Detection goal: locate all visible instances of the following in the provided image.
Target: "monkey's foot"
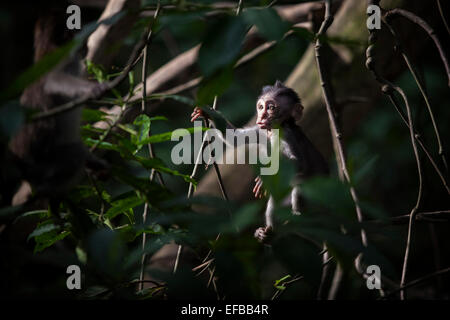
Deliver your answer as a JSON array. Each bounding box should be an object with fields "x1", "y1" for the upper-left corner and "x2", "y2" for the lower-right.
[
  {"x1": 254, "y1": 226, "x2": 273, "y2": 243},
  {"x1": 292, "y1": 210, "x2": 302, "y2": 216}
]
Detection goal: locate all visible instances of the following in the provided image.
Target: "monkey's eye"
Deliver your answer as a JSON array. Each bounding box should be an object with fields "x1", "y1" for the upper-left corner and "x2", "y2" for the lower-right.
[
  {"x1": 258, "y1": 105, "x2": 263, "y2": 110},
  {"x1": 268, "y1": 105, "x2": 275, "y2": 111}
]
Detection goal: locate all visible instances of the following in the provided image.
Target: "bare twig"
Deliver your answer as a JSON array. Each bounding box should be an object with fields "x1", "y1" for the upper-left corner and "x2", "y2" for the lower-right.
[
  {"x1": 158, "y1": 30, "x2": 296, "y2": 97},
  {"x1": 369, "y1": 210, "x2": 450, "y2": 225},
  {"x1": 381, "y1": 86, "x2": 450, "y2": 194},
  {"x1": 32, "y1": 3, "x2": 161, "y2": 121},
  {"x1": 135, "y1": 1, "x2": 162, "y2": 291},
  {"x1": 174, "y1": 97, "x2": 230, "y2": 301},
  {"x1": 124, "y1": 2, "x2": 323, "y2": 102},
  {"x1": 436, "y1": 0, "x2": 450, "y2": 35},
  {"x1": 236, "y1": 0, "x2": 243, "y2": 16},
  {"x1": 315, "y1": 0, "x2": 368, "y2": 248},
  {"x1": 192, "y1": 258, "x2": 215, "y2": 272},
  {"x1": 384, "y1": 8, "x2": 450, "y2": 87},
  {"x1": 315, "y1": 0, "x2": 394, "y2": 299},
  {"x1": 172, "y1": 244, "x2": 183, "y2": 274},
  {"x1": 383, "y1": 15, "x2": 448, "y2": 172},
  {"x1": 314, "y1": 0, "x2": 370, "y2": 299},
  {"x1": 366, "y1": 10, "x2": 424, "y2": 300},
  {"x1": 387, "y1": 90, "x2": 423, "y2": 300},
  {"x1": 382, "y1": 266, "x2": 450, "y2": 299}
]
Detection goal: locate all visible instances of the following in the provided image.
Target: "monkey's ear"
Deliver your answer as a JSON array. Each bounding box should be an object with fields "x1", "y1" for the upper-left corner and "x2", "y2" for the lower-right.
[
  {"x1": 291, "y1": 103, "x2": 304, "y2": 123},
  {"x1": 274, "y1": 80, "x2": 285, "y2": 88}
]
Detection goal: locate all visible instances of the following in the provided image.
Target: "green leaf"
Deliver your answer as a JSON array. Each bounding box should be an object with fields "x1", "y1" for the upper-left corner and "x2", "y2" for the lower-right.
[
  {"x1": 28, "y1": 221, "x2": 71, "y2": 253},
  {"x1": 27, "y1": 222, "x2": 60, "y2": 241},
  {"x1": 197, "y1": 68, "x2": 233, "y2": 105},
  {"x1": 128, "y1": 71, "x2": 135, "y2": 96},
  {"x1": 257, "y1": 155, "x2": 296, "y2": 204},
  {"x1": 105, "y1": 195, "x2": 145, "y2": 220},
  {"x1": 149, "y1": 116, "x2": 168, "y2": 122},
  {"x1": 229, "y1": 202, "x2": 261, "y2": 232},
  {"x1": 87, "y1": 229, "x2": 128, "y2": 281},
  {"x1": 34, "y1": 231, "x2": 71, "y2": 253},
  {"x1": 68, "y1": 185, "x2": 97, "y2": 202},
  {"x1": 111, "y1": 167, "x2": 173, "y2": 205},
  {"x1": 83, "y1": 137, "x2": 120, "y2": 152},
  {"x1": 117, "y1": 124, "x2": 137, "y2": 136},
  {"x1": 200, "y1": 108, "x2": 232, "y2": 133},
  {"x1": 133, "y1": 114, "x2": 151, "y2": 149},
  {"x1": 82, "y1": 108, "x2": 108, "y2": 123},
  {"x1": 86, "y1": 60, "x2": 106, "y2": 83},
  {"x1": 147, "y1": 94, "x2": 195, "y2": 106},
  {"x1": 274, "y1": 275, "x2": 291, "y2": 291},
  {"x1": 301, "y1": 176, "x2": 355, "y2": 219},
  {"x1": 76, "y1": 246, "x2": 87, "y2": 264},
  {"x1": 135, "y1": 156, "x2": 197, "y2": 184},
  {"x1": 354, "y1": 155, "x2": 379, "y2": 186},
  {"x1": 13, "y1": 210, "x2": 49, "y2": 224},
  {"x1": 243, "y1": 8, "x2": 290, "y2": 41},
  {"x1": 198, "y1": 15, "x2": 247, "y2": 77}
]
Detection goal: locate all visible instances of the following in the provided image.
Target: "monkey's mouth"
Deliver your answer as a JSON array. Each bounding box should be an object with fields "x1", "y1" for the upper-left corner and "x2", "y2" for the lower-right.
[{"x1": 257, "y1": 121, "x2": 270, "y2": 128}]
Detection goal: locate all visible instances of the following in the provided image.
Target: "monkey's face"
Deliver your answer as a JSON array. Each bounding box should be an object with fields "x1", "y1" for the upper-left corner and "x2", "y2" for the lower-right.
[{"x1": 256, "y1": 94, "x2": 293, "y2": 129}]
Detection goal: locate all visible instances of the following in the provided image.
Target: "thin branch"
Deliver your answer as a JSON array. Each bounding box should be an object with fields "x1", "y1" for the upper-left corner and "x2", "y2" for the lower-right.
[
  {"x1": 382, "y1": 266, "x2": 450, "y2": 299},
  {"x1": 174, "y1": 97, "x2": 230, "y2": 301},
  {"x1": 236, "y1": 0, "x2": 243, "y2": 16},
  {"x1": 436, "y1": 0, "x2": 450, "y2": 35},
  {"x1": 157, "y1": 30, "x2": 296, "y2": 97},
  {"x1": 135, "y1": 1, "x2": 162, "y2": 291},
  {"x1": 388, "y1": 88, "x2": 423, "y2": 300},
  {"x1": 32, "y1": 4, "x2": 161, "y2": 121},
  {"x1": 369, "y1": 210, "x2": 450, "y2": 225},
  {"x1": 366, "y1": 13, "x2": 424, "y2": 300},
  {"x1": 314, "y1": 0, "x2": 374, "y2": 299},
  {"x1": 89, "y1": 101, "x2": 130, "y2": 153},
  {"x1": 121, "y1": 2, "x2": 324, "y2": 105},
  {"x1": 172, "y1": 244, "x2": 183, "y2": 274},
  {"x1": 382, "y1": 86, "x2": 449, "y2": 194},
  {"x1": 384, "y1": 8, "x2": 450, "y2": 87},
  {"x1": 315, "y1": 0, "x2": 368, "y2": 248},
  {"x1": 382, "y1": 16, "x2": 448, "y2": 173},
  {"x1": 192, "y1": 258, "x2": 214, "y2": 272}
]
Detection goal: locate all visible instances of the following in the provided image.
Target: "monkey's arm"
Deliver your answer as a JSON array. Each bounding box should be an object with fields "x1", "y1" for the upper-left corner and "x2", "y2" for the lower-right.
[{"x1": 191, "y1": 107, "x2": 264, "y2": 146}]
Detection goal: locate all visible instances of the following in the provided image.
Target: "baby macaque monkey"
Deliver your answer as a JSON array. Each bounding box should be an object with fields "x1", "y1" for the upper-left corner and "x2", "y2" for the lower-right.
[{"x1": 191, "y1": 81, "x2": 329, "y2": 243}]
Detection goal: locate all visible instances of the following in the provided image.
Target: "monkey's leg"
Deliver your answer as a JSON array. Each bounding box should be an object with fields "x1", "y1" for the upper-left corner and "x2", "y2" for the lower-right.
[
  {"x1": 254, "y1": 196, "x2": 275, "y2": 243},
  {"x1": 265, "y1": 195, "x2": 275, "y2": 228}
]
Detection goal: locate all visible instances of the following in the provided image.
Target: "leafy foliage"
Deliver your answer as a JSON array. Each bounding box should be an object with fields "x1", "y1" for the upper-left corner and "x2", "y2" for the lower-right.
[{"x1": 1, "y1": 0, "x2": 448, "y2": 301}]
